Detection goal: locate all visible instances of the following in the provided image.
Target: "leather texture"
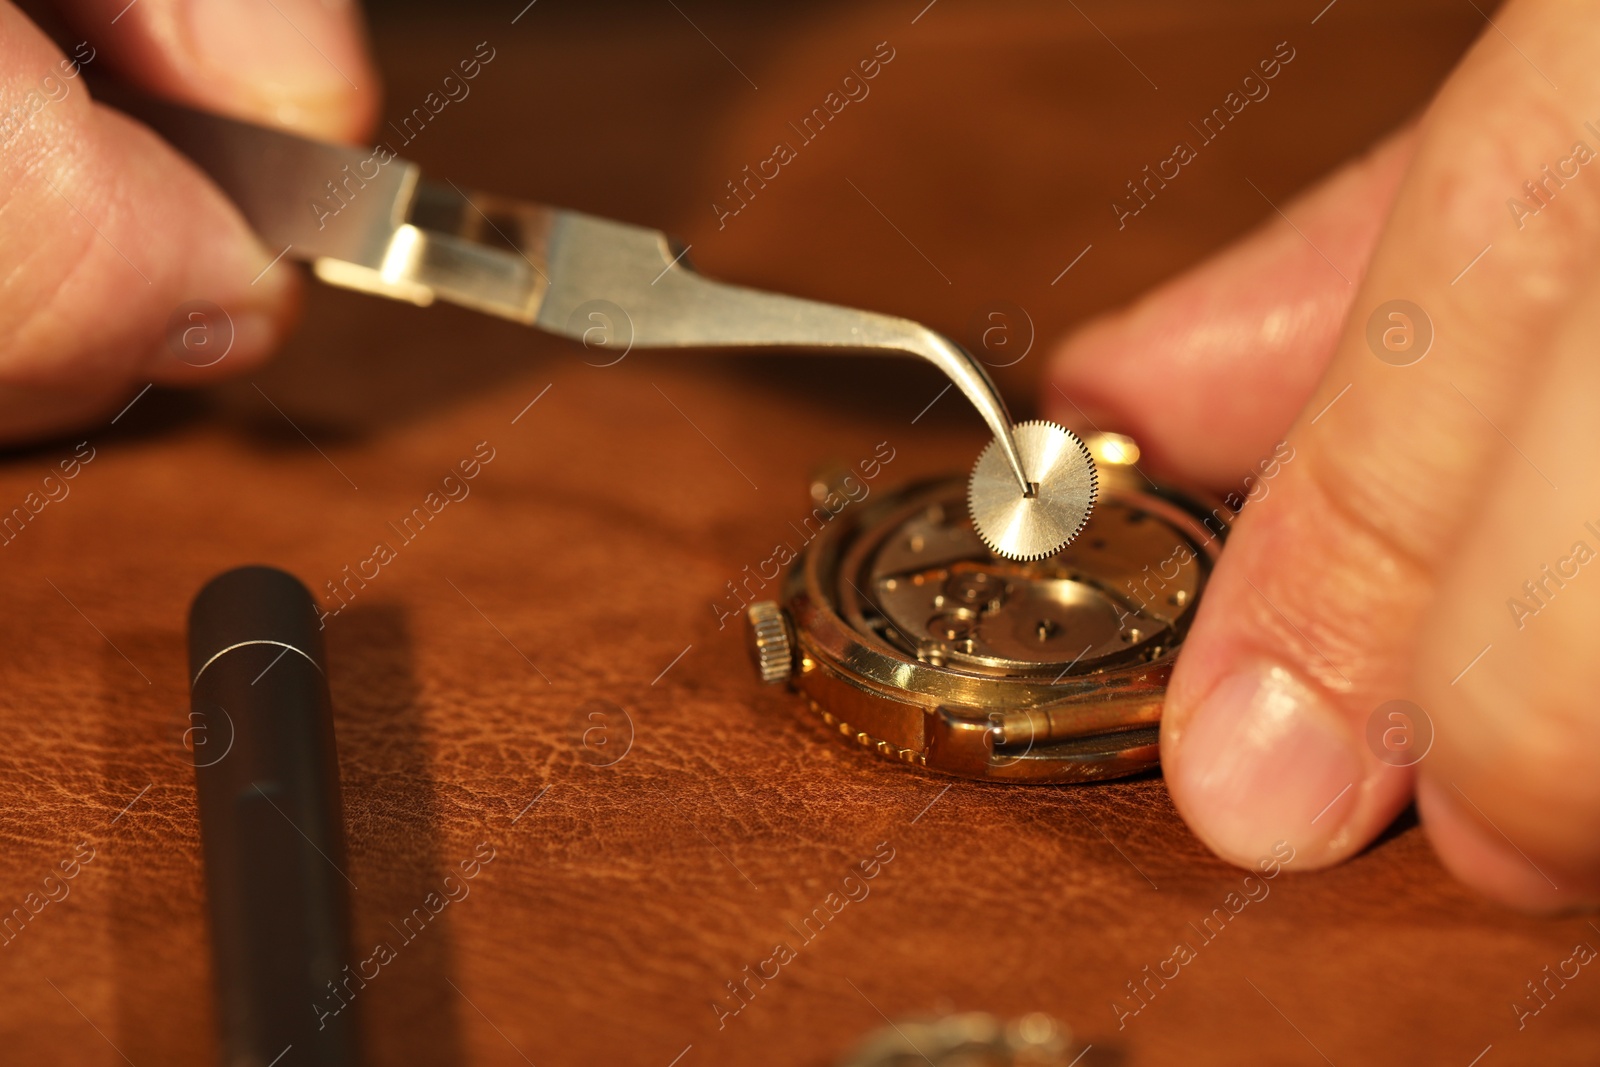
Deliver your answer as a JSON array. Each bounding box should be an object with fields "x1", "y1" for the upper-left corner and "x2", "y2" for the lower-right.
[{"x1": 2, "y1": 2, "x2": 1597, "y2": 1065}]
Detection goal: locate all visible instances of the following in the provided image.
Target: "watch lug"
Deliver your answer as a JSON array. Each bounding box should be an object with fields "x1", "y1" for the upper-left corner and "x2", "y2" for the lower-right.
[{"x1": 924, "y1": 706, "x2": 997, "y2": 778}]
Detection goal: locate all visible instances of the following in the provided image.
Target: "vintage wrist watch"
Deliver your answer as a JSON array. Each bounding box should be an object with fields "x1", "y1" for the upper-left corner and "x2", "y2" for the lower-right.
[{"x1": 744, "y1": 432, "x2": 1227, "y2": 783}]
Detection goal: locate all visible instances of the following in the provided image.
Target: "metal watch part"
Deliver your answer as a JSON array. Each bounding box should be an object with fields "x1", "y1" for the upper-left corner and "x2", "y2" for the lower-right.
[
  {"x1": 746, "y1": 601, "x2": 795, "y2": 685},
  {"x1": 743, "y1": 433, "x2": 1227, "y2": 783},
  {"x1": 967, "y1": 419, "x2": 1097, "y2": 561},
  {"x1": 836, "y1": 1012, "x2": 1074, "y2": 1067}
]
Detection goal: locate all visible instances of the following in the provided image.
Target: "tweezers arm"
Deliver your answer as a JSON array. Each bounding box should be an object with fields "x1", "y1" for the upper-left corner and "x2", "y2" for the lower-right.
[
  {"x1": 532, "y1": 212, "x2": 1030, "y2": 493},
  {"x1": 136, "y1": 99, "x2": 421, "y2": 271},
  {"x1": 131, "y1": 99, "x2": 1031, "y2": 491}
]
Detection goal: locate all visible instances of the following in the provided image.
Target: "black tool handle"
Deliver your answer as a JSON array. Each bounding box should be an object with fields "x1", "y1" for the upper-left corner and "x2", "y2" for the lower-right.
[{"x1": 187, "y1": 566, "x2": 359, "y2": 1067}]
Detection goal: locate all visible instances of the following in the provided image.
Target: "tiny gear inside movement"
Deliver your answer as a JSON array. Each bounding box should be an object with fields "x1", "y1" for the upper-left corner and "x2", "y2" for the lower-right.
[{"x1": 967, "y1": 420, "x2": 1098, "y2": 562}]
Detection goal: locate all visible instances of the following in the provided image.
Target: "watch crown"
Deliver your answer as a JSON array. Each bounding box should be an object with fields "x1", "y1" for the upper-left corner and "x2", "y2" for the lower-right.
[{"x1": 745, "y1": 601, "x2": 794, "y2": 685}]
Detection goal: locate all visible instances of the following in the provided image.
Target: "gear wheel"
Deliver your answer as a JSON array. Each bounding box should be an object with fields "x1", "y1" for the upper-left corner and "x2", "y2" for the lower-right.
[{"x1": 967, "y1": 419, "x2": 1098, "y2": 562}]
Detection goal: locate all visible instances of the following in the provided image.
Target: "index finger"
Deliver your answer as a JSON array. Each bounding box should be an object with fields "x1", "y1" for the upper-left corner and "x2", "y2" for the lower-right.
[{"x1": 54, "y1": 0, "x2": 378, "y2": 141}]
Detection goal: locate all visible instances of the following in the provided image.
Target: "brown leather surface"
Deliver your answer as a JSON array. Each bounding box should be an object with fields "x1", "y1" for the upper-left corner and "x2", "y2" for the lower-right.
[{"x1": 3, "y1": 2, "x2": 1598, "y2": 1064}]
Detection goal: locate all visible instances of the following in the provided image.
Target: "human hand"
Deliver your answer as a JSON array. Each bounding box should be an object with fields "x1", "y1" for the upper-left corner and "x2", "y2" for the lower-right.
[
  {"x1": 1046, "y1": 0, "x2": 1599, "y2": 911},
  {"x1": 0, "y1": 0, "x2": 376, "y2": 443}
]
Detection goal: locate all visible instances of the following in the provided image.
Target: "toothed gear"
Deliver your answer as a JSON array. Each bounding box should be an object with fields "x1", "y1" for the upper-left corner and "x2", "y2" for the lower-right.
[
  {"x1": 966, "y1": 420, "x2": 1098, "y2": 562},
  {"x1": 745, "y1": 601, "x2": 795, "y2": 684}
]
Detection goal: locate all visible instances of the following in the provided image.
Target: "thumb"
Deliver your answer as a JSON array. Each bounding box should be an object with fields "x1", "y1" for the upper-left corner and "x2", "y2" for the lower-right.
[{"x1": 0, "y1": 7, "x2": 296, "y2": 443}]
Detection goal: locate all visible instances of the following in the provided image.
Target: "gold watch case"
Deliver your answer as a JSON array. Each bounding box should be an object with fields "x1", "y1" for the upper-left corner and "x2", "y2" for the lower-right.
[{"x1": 744, "y1": 433, "x2": 1229, "y2": 783}]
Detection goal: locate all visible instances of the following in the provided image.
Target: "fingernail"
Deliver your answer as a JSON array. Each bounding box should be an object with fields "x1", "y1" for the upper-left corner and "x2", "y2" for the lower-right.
[
  {"x1": 1169, "y1": 661, "x2": 1363, "y2": 865},
  {"x1": 184, "y1": 0, "x2": 367, "y2": 136},
  {"x1": 153, "y1": 308, "x2": 284, "y2": 380}
]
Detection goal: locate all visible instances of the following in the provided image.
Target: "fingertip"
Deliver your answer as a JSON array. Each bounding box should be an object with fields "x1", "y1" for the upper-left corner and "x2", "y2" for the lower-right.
[
  {"x1": 181, "y1": 0, "x2": 380, "y2": 141},
  {"x1": 146, "y1": 289, "x2": 303, "y2": 386},
  {"x1": 1044, "y1": 265, "x2": 1337, "y2": 491},
  {"x1": 1041, "y1": 340, "x2": 1134, "y2": 446},
  {"x1": 1416, "y1": 776, "x2": 1597, "y2": 914},
  {"x1": 1044, "y1": 125, "x2": 1418, "y2": 491},
  {"x1": 62, "y1": 0, "x2": 380, "y2": 142},
  {"x1": 1163, "y1": 658, "x2": 1373, "y2": 870}
]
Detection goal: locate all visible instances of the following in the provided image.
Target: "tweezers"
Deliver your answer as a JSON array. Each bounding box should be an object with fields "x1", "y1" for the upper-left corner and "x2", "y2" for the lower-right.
[{"x1": 138, "y1": 102, "x2": 1031, "y2": 493}]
